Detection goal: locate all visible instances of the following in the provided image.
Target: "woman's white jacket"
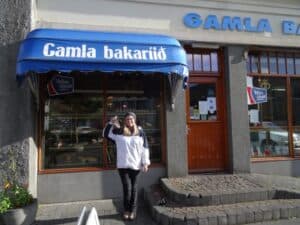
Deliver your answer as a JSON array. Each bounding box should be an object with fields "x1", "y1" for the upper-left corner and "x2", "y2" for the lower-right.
[{"x1": 103, "y1": 123, "x2": 151, "y2": 170}]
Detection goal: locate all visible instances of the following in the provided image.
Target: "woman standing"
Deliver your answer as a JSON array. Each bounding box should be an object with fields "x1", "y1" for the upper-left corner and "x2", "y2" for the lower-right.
[{"x1": 103, "y1": 112, "x2": 150, "y2": 220}]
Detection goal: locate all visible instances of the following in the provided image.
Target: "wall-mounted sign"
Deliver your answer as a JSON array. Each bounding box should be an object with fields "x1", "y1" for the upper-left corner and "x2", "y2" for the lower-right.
[
  {"x1": 247, "y1": 86, "x2": 268, "y2": 105},
  {"x1": 47, "y1": 75, "x2": 74, "y2": 96},
  {"x1": 183, "y1": 13, "x2": 300, "y2": 35}
]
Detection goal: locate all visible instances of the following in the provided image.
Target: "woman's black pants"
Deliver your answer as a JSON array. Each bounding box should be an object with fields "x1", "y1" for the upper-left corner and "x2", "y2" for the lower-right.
[{"x1": 118, "y1": 168, "x2": 140, "y2": 213}]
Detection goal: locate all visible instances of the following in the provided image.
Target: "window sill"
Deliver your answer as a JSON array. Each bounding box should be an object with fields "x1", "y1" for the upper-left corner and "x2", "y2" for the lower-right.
[
  {"x1": 38, "y1": 163, "x2": 165, "y2": 174},
  {"x1": 251, "y1": 157, "x2": 299, "y2": 163}
]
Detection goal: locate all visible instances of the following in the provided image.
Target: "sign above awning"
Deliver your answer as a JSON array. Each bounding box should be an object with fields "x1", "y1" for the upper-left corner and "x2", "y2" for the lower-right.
[{"x1": 16, "y1": 28, "x2": 188, "y2": 81}]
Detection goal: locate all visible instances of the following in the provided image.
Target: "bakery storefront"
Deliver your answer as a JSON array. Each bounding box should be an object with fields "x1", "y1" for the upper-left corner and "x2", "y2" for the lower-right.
[
  {"x1": 9, "y1": 0, "x2": 300, "y2": 203},
  {"x1": 17, "y1": 29, "x2": 188, "y2": 202}
]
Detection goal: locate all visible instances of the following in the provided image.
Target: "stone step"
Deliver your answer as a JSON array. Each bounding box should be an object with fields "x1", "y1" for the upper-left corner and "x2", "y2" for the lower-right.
[
  {"x1": 160, "y1": 175, "x2": 300, "y2": 206},
  {"x1": 36, "y1": 198, "x2": 122, "y2": 220},
  {"x1": 144, "y1": 185, "x2": 300, "y2": 225}
]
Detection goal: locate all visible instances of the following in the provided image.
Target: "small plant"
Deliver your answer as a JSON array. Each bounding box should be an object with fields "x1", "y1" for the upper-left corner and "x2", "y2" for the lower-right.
[{"x1": 0, "y1": 182, "x2": 33, "y2": 214}]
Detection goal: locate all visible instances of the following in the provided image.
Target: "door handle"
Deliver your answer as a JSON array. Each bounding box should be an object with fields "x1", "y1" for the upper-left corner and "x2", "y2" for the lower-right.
[{"x1": 186, "y1": 125, "x2": 190, "y2": 135}]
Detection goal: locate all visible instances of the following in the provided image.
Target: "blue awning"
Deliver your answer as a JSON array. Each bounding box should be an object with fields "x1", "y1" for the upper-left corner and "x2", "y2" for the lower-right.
[{"x1": 17, "y1": 28, "x2": 188, "y2": 82}]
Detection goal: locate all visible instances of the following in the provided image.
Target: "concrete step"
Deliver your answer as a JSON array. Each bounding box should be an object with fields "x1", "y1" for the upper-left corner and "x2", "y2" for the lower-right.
[
  {"x1": 161, "y1": 175, "x2": 300, "y2": 206},
  {"x1": 36, "y1": 198, "x2": 122, "y2": 220},
  {"x1": 145, "y1": 185, "x2": 300, "y2": 225}
]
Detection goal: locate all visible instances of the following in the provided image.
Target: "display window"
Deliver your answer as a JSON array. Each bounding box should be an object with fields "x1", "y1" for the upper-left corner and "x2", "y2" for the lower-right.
[
  {"x1": 247, "y1": 50, "x2": 300, "y2": 158},
  {"x1": 39, "y1": 72, "x2": 164, "y2": 172}
]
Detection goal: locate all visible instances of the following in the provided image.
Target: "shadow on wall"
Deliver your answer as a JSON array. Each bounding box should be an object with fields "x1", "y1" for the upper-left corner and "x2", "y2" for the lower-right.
[
  {"x1": 0, "y1": 42, "x2": 37, "y2": 148},
  {"x1": 0, "y1": 43, "x2": 37, "y2": 190}
]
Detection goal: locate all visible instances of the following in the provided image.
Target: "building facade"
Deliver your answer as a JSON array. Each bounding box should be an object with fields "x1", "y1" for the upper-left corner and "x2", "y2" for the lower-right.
[{"x1": 1, "y1": 0, "x2": 300, "y2": 204}]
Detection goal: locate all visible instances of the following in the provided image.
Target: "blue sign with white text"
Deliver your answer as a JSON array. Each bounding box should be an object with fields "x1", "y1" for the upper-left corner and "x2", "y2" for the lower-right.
[
  {"x1": 17, "y1": 29, "x2": 189, "y2": 83},
  {"x1": 183, "y1": 13, "x2": 300, "y2": 36}
]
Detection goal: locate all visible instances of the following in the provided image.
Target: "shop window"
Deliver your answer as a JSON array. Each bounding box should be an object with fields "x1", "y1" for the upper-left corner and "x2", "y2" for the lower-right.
[
  {"x1": 295, "y1": 56, "x2": 300, "y2": 74},
  {"x1": 260, "y1": 53, "x2": 268, "y2": 74},
  {"x1": 186, "y1": 50, "x2": 219, "y2": 73},
  {"x1": 287, "y1": 54, "x2": 295, "y2": 75},
  {"x1": 249, "y1": 54, "x2": 258, "y2": 73},
  {"x1": 278, "y1": 53, "x2": 286, "y2": 75},
  {"x1": 247, "y1": 50, "x2": 300, "y2": 158},
  {"x1": 291, "y1": 78, "x2": 300, "y2": 157},
  {"x1": 41, "y1": 73, "x2": 163, "y2": 170},
  {"x1": 269, "y1": 53, "x2": 277, "y2": 74},
  {"x1": 248, "y1": 77, "x2": 288, "y2": 157}
]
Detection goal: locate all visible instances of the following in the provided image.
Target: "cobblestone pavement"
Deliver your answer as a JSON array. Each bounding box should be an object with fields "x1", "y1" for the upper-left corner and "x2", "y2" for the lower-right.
[
  {"x1": 248, "y1": 217, "x2": 300, "y2": 225},
  {"x1": 33, "y1": 174, "x2": 300, "y2": 225},
  {"x1": 164, "y1": 174, "x2": 266, "y2": 194},
  {"x1": 33, "y1": 203, "x2": 158, "y2": 225},
  {"x1": 33, "y1": 207, "x2": 300, "y2": 225}
]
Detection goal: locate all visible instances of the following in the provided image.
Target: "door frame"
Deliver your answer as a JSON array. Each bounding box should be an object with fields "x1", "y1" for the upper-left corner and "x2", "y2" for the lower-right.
[{"x1": 185, "y1": 47, "x2": 229, "y2": 172}]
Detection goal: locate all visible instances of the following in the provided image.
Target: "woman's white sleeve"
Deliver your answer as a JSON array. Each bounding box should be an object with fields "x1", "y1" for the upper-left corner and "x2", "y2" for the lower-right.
[
  {"x1": 142, "y1": 147, "x2": 151, "y2": 166},
  {"x1": 141, "y1": 130, "x2": 151, "y2": 166},
  {"x1": 102, "y1": 123, "x2": 117, "y2": 141}
]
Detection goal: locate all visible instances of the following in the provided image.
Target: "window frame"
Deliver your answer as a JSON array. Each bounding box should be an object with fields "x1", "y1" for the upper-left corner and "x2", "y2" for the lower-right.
[
  {"x1": 37, "y1": 72, "x2": 166, "y2": 174},
  {"x1": 247, "y1": 48, "x2": 300, "y2": 159}
]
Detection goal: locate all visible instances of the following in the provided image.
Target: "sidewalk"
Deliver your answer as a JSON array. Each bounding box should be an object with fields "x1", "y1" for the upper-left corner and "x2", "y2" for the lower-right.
[
  {"x1": 33, "y1": 203, "x2": 300, "y2": 225},
  {"x1": 33, "y1": 173, "x2": 300, "y2": 225},
  {"x1": 33, "y1": 201, "x2": 157, "y2": 225}
]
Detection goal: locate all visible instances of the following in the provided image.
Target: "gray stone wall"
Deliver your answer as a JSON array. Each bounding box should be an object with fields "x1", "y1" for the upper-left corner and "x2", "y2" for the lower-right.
[
  {"x1": 224, "y1": 46, "x2": 251, "y2": 173},
  {"x1": 165, "y1": 78, "x2": 188, "y2": 177},
  {"x1": 0, "y1": 0, "x2": 35, "y2": 193}
]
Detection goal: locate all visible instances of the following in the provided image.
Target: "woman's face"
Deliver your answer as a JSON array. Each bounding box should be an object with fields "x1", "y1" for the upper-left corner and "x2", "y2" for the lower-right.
[{"x1": 124, "y1": 115, "x2": 135, "y2": 128}]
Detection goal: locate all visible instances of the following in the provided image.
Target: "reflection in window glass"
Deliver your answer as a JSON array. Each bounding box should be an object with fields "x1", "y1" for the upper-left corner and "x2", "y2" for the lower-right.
[
  {"x1": 202, "y1": 54, "x2": 211, "y2": 71},
  {"x1": 278, "y1": 54, "x2": 286, "y2": 74},
  {"x1": 44, "y1": 94, "x2": 103, "y2": 169},
  {"x1": 295, "y1": 57, "x2": 300, "y2": 75},
  {"x1": 291, "y1": 78, "x2": 300, "y2": 126},
  {"x1": 269, "y1": 53, "x2": 277, "y2": 74},
  {"x1": 246, "y1": 58, "x2": 251, "y2": 73},
  {"x1": 194, "y1": 54, "x2": 202, "y2": 71},
  {"x1": 260, "y1": 53, "x2": 268, "y2": 73},
  {"x1": 287, "y1": 55, "x2": 295, "y2": 75},
  {"x1": 291, "y1": 78, "x2": 300, "y2": 157},
  {"x1": 249, "y1": 77, "x2": 288, "y2": 157},
  {"x1": 250, "y1": 55, "x2": 258, "y2": 73},
  {"x1": 189, "y1": 83, "x2": 217, "y2": 121},
  {"x1": 187, "y1": 54, "x2": 193, "y2": 70},
  {"x1": 43, "y1": 74, "x2": 163, "y2": 169},
  {"x1": 211, "y1": 52, "x2": 218, "y2": 72},
  {"x1": 250, "y1": 127, "x2": 289, "y2": 157},
  {"x1": 292, "y1": 129, "x2": 300, "y2": 157}
]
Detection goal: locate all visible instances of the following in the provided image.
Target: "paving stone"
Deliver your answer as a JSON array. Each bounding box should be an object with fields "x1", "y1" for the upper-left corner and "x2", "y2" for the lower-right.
[
  {"x1": 226, "y1": 213, "x2": 237, "y2": 225},
  {"x1": 272, "y1": 207, "x2": 281, "y2": 220},
  {"x1": 160, "y1": 211, "x2": 171, "y2": 225},
  {"x1": 280, "y1": 206, "x2": 289, "y2": 219},
  {"x1": 185, "y1": 214, "x2": 197, "y2": 225},
  {"x1": 236, "y1": 211, "x2": 246, "y2": 224},
  {"x1": 171, "y1": 213, "x2": 186, "y2": 225},
  {"x1": 245, "y1": 211, "x2": 255, "y2": 224},
  {"x1": 217, "y1": 214, "x2": 227, "y2": 225},
  {"x1": 262, "y1": 209, "x2": 273, "y2": 221},
  {"x1": 207, "y1": 216, "x2": 218, "y2": 225},
  {"x1": 210, "y1": 195, "x2": 221, "y2": 205},
  {"x1": 254, "y1": 210, "x2": 264, "y2": 223},
  {"x1": 198, "y1": 217, "x2": 209, "y2": 225}
]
